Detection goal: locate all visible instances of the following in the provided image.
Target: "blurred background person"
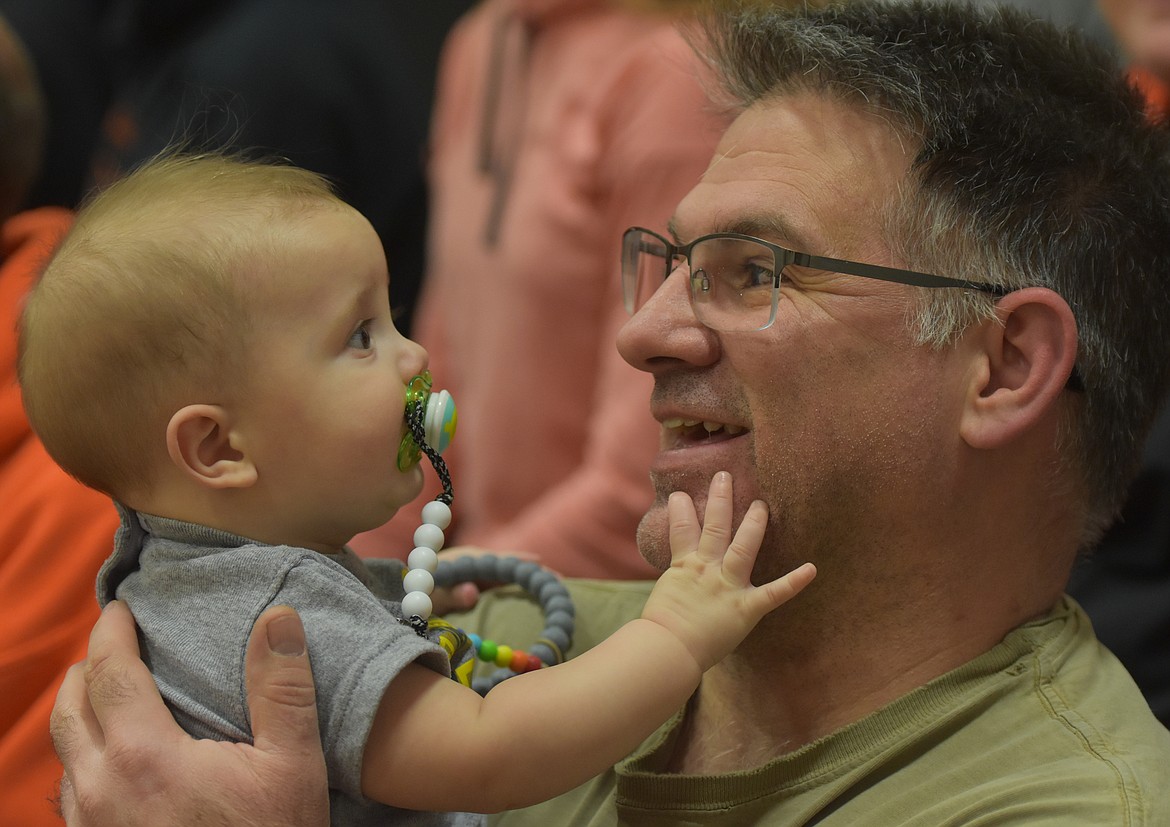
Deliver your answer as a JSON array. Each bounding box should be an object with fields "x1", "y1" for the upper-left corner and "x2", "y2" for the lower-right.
[
  {"x1": 0, "y1": 0, "x2": 474, "y2": 333},
  {"x1": 1097, "y1": 0, "x2": 1170, "y2": 110},
  {"x1": 351, "y1": 0, "x2": 741, "y2": 578},
  {"x1": 0, "y1": 0, "x2": 106, "y2": 209}
]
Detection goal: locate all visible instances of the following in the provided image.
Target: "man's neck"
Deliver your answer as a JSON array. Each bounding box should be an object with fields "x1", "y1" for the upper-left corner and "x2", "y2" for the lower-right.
[{"x1": 662, "y1": 588, "x2": 1062, "y2": 776}]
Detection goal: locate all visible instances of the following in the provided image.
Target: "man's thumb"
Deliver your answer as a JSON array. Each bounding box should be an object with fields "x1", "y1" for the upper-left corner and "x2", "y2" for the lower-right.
[{"x1": 245, "y1": 605, "x2": 321, "y2": 753}]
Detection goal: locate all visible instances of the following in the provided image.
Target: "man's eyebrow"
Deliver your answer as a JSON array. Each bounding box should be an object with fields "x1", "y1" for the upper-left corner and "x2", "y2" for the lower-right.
[{"x1": 666, "y1": 214, "x2": 815, "y2": 252}]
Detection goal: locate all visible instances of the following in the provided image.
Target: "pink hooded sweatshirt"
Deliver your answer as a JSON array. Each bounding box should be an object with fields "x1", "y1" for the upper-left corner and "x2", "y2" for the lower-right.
[{"x1": 352, "y1": 0, "x2": 728, "y2": 578}]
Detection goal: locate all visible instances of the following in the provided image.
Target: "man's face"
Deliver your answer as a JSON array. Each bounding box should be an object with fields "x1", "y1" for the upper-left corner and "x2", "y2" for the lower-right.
[
  {"x1": 617, "y1": 93, "x2": 968, "y2": 580},
  {"x1": 1099, "y1": 0, "x2": 1170, "y2": 80}
]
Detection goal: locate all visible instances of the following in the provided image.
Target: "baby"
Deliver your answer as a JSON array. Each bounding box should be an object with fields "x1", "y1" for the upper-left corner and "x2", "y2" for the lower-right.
[{"x1": 18, "y1": 153, "x2": 815, "y2": 825}]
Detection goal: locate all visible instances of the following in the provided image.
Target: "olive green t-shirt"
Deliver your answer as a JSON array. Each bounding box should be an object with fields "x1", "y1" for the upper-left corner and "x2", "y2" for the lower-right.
[{"x1": 453, "y1": 583, "x2": 1169, "y2": 825}]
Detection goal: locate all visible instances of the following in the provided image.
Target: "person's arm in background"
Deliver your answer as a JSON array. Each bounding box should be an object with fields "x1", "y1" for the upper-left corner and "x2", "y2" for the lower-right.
[{"x1": 52, "y1": 601, "x2": 329, "y2": 827}]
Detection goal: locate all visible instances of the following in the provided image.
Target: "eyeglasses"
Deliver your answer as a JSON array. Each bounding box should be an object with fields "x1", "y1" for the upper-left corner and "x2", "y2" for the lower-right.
[{"x1": 621, "y1": 226, "x2": 1007, "y2": 333}]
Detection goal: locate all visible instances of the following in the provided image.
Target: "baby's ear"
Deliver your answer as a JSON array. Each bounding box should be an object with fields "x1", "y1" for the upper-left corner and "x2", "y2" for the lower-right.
[{"x1": 166, "y1": 404, "x2": 257, "y2": 489}]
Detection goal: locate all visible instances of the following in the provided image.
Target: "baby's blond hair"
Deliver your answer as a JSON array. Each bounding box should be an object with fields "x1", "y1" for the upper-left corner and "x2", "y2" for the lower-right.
[{"x1": 18, "y1": 151, "x2": 345, "y2": 499}]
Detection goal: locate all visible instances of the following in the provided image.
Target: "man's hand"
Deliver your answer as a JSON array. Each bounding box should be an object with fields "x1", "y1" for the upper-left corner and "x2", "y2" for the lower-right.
[{"x1": 51, "y1": 600, "x2": 330, "y2": 827}]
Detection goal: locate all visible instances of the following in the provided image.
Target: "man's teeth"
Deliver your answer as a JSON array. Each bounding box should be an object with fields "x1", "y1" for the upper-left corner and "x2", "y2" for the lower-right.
[{"x1": 662, "y1": 417, "x2": 745, "y2": 436}]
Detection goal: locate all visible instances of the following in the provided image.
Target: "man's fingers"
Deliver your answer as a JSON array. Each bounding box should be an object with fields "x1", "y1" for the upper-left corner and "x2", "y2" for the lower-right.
[
  {"x1": 86, "y1": 600, "x2": 141, "y2": 660},
  {"x1": 50, "y1": 662, "x2": 94, "y2": 766},
  {"x1": 52, "y1": 601, "x2": 164, "y2": 827},
  {"x1": 82, "y1": 601, "x2": 173, "y2": 738},
  {"x1": 54, "y1": 774, "x2": 76, "y2": 824},
  {"x1": 245, "y1": 606, "x2": 323, "y2": 757}
]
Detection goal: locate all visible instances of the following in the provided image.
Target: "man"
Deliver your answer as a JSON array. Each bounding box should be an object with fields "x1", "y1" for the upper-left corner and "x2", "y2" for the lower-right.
[{"x1": 49, "y1": 2, "x2": 1170, "y2": 824}]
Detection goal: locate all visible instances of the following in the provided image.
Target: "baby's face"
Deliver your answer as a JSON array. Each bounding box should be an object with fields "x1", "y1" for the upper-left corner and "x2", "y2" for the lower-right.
[{"x1": 231, "y1": 206, "x2": 427, "y2": 551}]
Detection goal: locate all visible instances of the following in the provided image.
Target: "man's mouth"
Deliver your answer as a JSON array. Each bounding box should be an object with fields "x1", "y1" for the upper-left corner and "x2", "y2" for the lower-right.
[{"x1": 661, "y1": 417, "x2": 747, "y2": 447}]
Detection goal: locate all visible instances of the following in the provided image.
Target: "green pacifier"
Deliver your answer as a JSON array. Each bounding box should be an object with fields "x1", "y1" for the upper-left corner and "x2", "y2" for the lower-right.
[{"x1": 397, "y1": 371, "x2": 458, "y2": 472}]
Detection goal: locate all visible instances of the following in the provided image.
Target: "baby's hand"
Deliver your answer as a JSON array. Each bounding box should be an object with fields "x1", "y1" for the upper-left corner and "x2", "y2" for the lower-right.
[{"x1": 640, "y1": 471, "x2": 815, "y2": 672}]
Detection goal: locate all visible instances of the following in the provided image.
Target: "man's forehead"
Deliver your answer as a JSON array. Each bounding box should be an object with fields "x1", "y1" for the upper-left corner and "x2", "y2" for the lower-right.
[
  {"x1": 668, "y1": 93, "x2": 912, "y2": 253},
  {"x1": 665, "y1": 213, "x2": 809, "y2": 249}
]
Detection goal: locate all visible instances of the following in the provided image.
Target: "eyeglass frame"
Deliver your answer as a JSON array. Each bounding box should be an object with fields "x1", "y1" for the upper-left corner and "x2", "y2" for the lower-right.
[
  {"x1": 623, "y1": 226, "x2": 1008, "y2": 324},
  {"x1": 621, "y1": 226, "x2": 1085, "y2": 392}
]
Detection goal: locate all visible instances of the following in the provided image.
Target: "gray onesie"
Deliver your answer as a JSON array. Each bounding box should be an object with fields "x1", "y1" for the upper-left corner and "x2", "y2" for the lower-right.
[{"x1": 97, "y1": 504, "x2": 483, "y2": 827}]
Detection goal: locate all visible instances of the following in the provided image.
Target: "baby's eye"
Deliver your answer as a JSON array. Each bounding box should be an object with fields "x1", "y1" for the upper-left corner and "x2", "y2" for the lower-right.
[{"x1": 347, "y1": 322, "x2": 373, "y2": 351}]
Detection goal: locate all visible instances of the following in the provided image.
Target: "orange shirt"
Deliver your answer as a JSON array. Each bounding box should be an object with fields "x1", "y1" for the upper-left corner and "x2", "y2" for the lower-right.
[
  {"x1": 0, "y1": 208, "x2": 119, "y2": 827},
  {"x1": 1129, "y1": 66, "x2": 1170, "y2": 120}
]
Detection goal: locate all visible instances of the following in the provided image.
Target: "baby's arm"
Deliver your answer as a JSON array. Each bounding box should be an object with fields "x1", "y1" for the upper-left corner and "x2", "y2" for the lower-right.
[{"x1": 361, "y1": 471, "x2": 815, "y2": 813}]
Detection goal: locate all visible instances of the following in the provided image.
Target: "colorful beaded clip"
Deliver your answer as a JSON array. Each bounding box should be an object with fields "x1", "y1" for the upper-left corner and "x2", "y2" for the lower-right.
[{"x1": 435, "y1": 553, "x2": 575, "y2": 696}]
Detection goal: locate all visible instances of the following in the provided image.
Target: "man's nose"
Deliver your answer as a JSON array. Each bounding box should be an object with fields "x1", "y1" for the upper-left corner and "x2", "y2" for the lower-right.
[{"x1": 617, "y1": 266, "x2": 718, "y2": 372}]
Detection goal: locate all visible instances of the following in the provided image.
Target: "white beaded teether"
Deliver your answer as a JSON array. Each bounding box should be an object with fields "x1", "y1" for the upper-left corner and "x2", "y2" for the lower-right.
[{"x1": 401, "y1": 500, "x2": 452, "y2": 624}]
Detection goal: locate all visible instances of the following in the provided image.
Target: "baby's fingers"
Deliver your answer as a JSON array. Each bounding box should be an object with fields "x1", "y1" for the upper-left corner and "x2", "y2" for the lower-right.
[
  {"x1": 695, "y1": 471, "x2": 734, "y2": 561},
  {"x1": 720, "y1": 499, "x2": 769, "y2": 585},
  {"x1": 668, "y1": 491, "x2": 700, "y2": 564},
  {"x1": 749, "y1": 562, "x2": 818, "y2": 615}
]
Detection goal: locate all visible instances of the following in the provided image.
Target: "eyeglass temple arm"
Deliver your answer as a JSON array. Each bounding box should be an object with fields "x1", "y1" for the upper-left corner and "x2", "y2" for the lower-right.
[
  {"x1": 789, "y1": 251, "x2": 1085, "y2": 388},
  {"x1": 795, "y1": 252, "x2": 1084, "y2": 389},
  {"x1": 792, "y1": 251, "x2": 1008, "y2": 296}
]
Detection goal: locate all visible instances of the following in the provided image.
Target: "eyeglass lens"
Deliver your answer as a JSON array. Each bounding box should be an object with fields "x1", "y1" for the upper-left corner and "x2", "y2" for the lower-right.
[{"x1": 622, "y1": 229, "x2": 778, "y2": 332}]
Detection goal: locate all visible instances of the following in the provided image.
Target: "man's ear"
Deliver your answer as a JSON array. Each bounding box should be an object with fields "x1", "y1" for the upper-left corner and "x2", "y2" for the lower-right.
[
  {"x1": 960, "y1": 286, "x2": 1078, "y2": 449},
  {"x1": 166, "y1": 404, "x2": 258, "y2": 489}
]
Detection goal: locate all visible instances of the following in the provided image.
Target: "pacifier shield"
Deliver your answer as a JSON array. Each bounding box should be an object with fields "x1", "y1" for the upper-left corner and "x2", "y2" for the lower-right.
[{"x1": 397, "y1": 372, "x2": 457, "y2": 472}]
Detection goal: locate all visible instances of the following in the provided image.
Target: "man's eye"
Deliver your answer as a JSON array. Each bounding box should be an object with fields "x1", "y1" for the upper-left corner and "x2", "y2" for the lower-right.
[
  {"x1": 348, "y1": 322, "x2": 373, "y2": 350},
  {"x1": 723, "y1": 261, "x2": 773, "y2": 291},
  {"x1": 744, "y1": 262, "x2": 774, "y2": 288}
]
